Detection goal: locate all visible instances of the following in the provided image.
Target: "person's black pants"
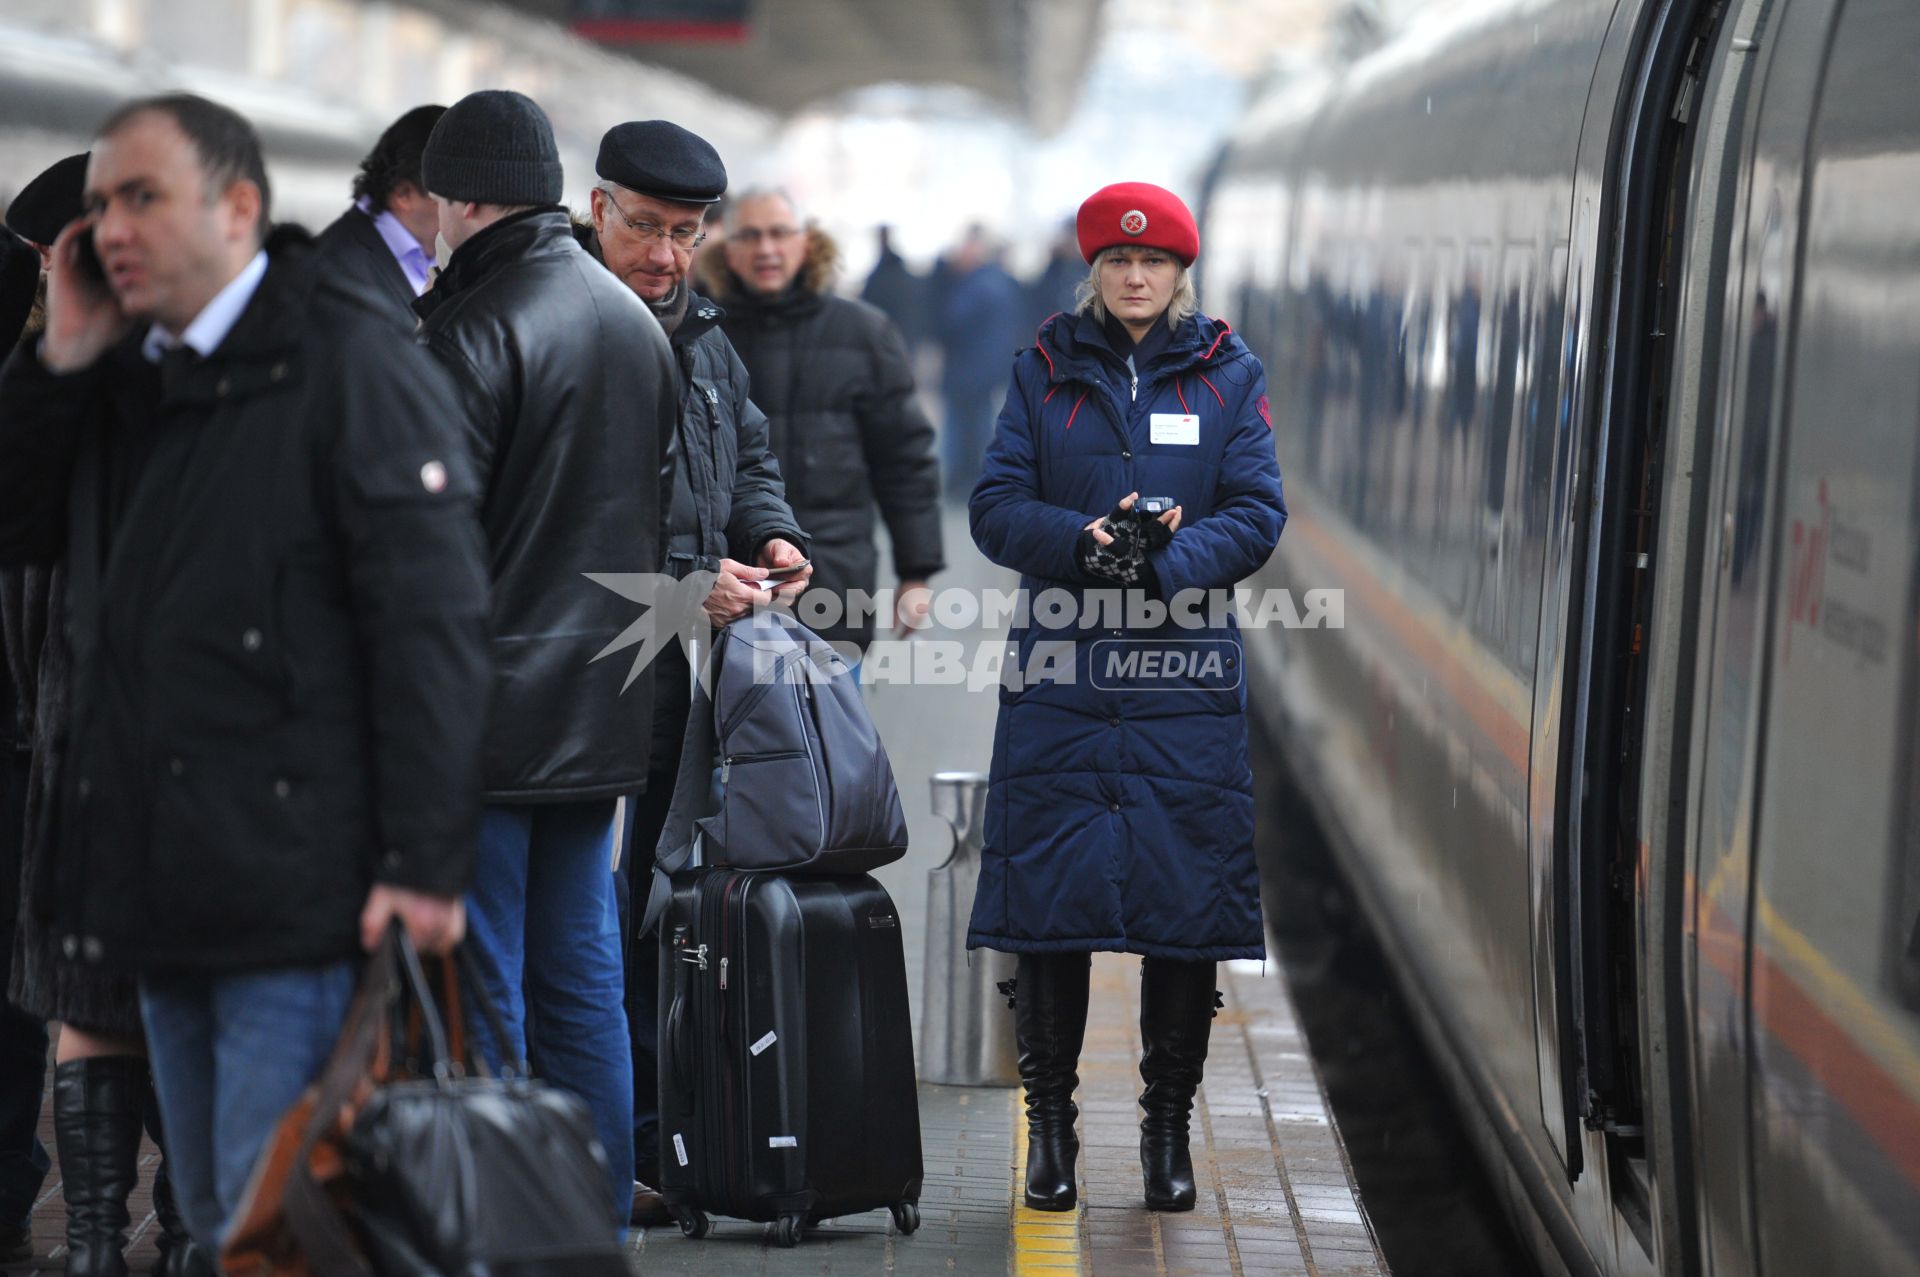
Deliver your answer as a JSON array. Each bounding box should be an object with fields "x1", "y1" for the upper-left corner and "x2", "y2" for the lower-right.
[
  {"x1": 614, "y1": 643, "x2": 692, "y2": 1184},
  {"x1": 0, "y1": 749, "x2": 51, "y2": 1231},
  {"x1": 616, "y1": 773, "x2": 675, "y2": 1182}
]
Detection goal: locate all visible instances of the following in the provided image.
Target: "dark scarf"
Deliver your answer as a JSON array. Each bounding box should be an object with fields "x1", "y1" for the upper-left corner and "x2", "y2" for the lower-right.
[
  {"x1": 648, "y1": 280, "x2": 691, "y2": 337},
  {"x1": 1102, "y1": 310, "x2": 1173, "y2": 368}
]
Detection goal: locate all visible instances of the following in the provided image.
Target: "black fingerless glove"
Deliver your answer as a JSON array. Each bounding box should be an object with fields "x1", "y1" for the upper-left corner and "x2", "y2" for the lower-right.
[
  {"x1": 1076, "y1": 519, "x2": 1148, "y2": 585},
  {"x1": 1136, "y1": 511, "x2": 1175, "y2": 552}
]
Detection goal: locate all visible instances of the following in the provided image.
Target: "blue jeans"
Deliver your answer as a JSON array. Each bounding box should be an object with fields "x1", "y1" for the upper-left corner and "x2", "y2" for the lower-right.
[
  {"x1": 466, "y1": 800, "x2": 632, "y2": 1225},
  {"x1": 140, "y1": 961, "x2": 358, "y2": 1250}
]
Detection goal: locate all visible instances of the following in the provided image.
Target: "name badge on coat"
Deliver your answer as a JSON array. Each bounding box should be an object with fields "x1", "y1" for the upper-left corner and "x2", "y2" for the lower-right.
[{"x1": 1150, "y1": 413, "x2": 1200, "y2": 445}]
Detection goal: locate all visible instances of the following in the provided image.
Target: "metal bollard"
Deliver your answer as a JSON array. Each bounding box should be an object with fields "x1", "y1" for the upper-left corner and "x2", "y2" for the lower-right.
[{"x1": 920, "y1": 772, "x2": 1019, "y2": 1087}]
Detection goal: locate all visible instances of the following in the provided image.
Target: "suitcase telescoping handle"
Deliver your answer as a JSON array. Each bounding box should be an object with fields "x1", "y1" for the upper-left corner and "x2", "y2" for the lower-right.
[{"x1": 666, "y1": 925, "x2": 696, "y2": 1111}]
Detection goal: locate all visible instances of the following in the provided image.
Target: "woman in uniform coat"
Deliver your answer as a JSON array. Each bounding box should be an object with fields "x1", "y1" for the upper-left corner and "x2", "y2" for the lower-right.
[{"x1": 967, "y1": 182, "x2": 1286, "y2": 1213}]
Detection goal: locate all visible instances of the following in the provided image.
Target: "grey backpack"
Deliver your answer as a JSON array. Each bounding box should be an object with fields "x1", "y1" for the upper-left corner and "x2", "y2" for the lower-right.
[{"x1": 644, "y1": 611, "x2": 909, "y2": 929}]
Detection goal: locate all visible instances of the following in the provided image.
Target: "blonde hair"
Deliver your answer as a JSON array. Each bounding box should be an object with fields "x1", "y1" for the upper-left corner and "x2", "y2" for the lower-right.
[{"x1": 1074, "y1": 246, "x2": 1198, "y2": 328}]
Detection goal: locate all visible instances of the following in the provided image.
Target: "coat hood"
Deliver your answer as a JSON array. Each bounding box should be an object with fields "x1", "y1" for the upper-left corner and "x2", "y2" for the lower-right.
[
  {"x1": 1032, "y1": 308, "x2": 1246, "y2": 386},
  {"x1": 694, "y1": 224, "x2": 841, "y2": 305}
]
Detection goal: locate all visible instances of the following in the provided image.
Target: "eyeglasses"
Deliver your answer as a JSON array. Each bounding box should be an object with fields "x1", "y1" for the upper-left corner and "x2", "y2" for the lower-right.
[
  {"x1": 729, "y1": 226, "x2": 802, "y2": 246},
  {"x1": 603, "y1": 198, "x2": 707, "y2": 251}
]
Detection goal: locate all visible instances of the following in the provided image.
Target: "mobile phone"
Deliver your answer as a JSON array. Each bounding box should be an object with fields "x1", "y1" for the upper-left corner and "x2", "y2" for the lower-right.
[
  {"x1": 68, "y1": 224, "x2": 109, "y2": 289},
  {"x1": 1136, "y1": 496, "x2": 1177, "y2": 519},
  {"x1": 763, "y1": 558, "x2": 811, "y2": 579}
]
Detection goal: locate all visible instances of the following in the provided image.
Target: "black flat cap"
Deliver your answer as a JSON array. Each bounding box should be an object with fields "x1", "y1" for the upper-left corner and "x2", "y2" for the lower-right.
[
  {"x1": 596, "y1": 121, "x2": 727, "y2": 205},
  {"x1": 6, "y1": 153, "x2": 89, "y2": 246}
]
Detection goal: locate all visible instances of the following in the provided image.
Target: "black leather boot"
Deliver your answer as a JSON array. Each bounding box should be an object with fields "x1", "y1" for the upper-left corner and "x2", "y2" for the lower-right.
[
  {"x1": 1138, "y1": 958, "x2": 1219, "y2": 1212},
  {"x1": 144, "y1": 1085, "x2": 212, "y2": 1277},
  {"x1": 53, "y1": 1057, "x2": 144, "y2": 1277},
  {"x1": 1013, "y1": 953, "x2": 1090, "y2": 1211},
  {"x1": 149, "y1": 1164, "x2": 213, "y2": 1277}
]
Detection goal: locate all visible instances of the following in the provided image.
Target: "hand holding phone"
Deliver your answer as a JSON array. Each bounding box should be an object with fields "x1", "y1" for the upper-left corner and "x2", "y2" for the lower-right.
[
  {"x1": 41, "y1": 218, "x2": 130, "y2": 373},
  {"x1": 762, "y1": 558, "x2": 812, "y2": 579}
]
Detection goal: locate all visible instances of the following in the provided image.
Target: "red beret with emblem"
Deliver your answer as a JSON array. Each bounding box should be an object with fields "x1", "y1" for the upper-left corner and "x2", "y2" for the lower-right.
[{"x1": 1075, "y1": 182, "x2": 1199, "y2": 266}]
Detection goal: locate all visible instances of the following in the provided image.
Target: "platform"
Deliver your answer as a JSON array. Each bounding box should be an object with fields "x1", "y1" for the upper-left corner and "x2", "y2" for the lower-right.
[{"x1": 5, "y1": 508, "x2": 1386, "y2": 1276}]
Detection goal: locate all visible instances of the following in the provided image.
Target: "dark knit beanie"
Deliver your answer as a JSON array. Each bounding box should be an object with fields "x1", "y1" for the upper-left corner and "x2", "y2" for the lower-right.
[{"x1": 421, "y1": 90, "x2": 563, "y2": 207}]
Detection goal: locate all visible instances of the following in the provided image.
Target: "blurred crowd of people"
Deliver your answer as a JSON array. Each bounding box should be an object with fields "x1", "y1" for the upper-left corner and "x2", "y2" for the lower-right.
[{"x1": 853, "y1": 222, "x2": 1084, "y2": 497}]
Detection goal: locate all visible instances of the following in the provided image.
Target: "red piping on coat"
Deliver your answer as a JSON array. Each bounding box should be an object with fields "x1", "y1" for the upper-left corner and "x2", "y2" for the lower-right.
[
  {"x1": 1198, "y1": 373, "x2": 1225, "y2": 408},
  {"x1": 1034, "y1": 314, "x2": 1062, "y2": 382},
  {"x1": 1176, "y1": 381, "x2": 1190, "y2": 415},
  {"x1": 1064, "y1": 391, "x2": 1088, "y2": 431},
  {"x1": 1199, "y1": 318, "x2": 1234, "y2": 363},
  {"x1": 1045, "y1": 385, "x2": 1059, "y2": 404}
]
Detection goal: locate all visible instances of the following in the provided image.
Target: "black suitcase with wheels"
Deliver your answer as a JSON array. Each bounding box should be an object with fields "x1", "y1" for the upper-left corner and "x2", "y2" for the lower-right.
[{"x1": 656, "y1": 868, "x2": 924, "y2": 1247}]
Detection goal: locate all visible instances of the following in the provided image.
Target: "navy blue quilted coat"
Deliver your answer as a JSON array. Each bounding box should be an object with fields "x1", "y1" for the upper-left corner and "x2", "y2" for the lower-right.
[{"x1": 966, "y1": 310, "x2": 1287, "y2": 960}]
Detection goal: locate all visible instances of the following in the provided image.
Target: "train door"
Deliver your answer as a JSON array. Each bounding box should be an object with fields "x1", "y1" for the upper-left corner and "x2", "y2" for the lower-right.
[
  {"x1": 1531, "y1": 0, "x2": 1730, "y2": 1241},
  {"x1": 1737, "y1": 0, "x2": 1920, "y2": 1271},
  {"x1": 1664, "y1": 0, "x2": 1831, "y2": 1273}
]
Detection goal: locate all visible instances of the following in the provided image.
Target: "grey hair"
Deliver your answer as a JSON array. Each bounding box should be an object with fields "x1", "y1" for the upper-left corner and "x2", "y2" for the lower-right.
[
  {"x1": 724, "y1": 185, "x2": 803, "y2": 229},
  {"x1": 1075, "y1": 246, "x2": 1198, "y2": 327},
  {"x1": 593, "y1": 178, "x2": 710, "y2": 221}
]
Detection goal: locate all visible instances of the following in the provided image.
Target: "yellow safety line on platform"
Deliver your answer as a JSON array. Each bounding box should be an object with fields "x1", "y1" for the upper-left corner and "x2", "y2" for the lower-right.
[{"x1": 1010, "y1": 1090, "x2": 1084, "y2": 1274}]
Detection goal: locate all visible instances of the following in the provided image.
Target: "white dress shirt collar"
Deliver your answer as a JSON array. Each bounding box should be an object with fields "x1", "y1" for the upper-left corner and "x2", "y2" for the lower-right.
[{"x1": 141, "y1": 249, "x2": 270, "y2": 363}]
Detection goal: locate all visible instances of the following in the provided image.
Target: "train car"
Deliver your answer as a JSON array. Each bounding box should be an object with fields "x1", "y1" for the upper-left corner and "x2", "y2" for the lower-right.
[{"x1": 1204, "y1": 0, "x2": 1920, "y2": 1272}]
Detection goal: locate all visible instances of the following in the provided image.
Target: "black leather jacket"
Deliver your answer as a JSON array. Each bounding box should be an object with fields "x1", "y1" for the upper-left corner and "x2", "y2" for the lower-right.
[{"x1": 417, "y1": 209, "x2": 676, "y2": 801}]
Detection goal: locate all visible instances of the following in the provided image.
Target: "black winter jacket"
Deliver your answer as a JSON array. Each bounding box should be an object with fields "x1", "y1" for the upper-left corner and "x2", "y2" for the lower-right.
[
  {"x1": 661, "y1": 292, "x2": 807, "y2": 578},
  {"x1": 707, "y1": 256, "x2": 944, "y2": 650},
  {"x1": 312, "y1": 205, "x2": 419, "y2": 323},
  {"x1": 0, "y1": 233, "x2": 491, "y2": 973},
  {"x1": 416, "y1": 209, "x2": 674, "y2": 801}
]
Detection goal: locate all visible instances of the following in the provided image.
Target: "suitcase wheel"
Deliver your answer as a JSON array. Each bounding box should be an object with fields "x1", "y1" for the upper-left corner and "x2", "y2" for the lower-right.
[
  {"x1": 891, "y1": 1201, "x2": 921, "y2": 1236},
  {"x1": 673, "y1": 1206, "x2": 710, "y2": 1240},
  {"x1": 772, "y1": 1214, "x2": 804, "y2": 1248}
]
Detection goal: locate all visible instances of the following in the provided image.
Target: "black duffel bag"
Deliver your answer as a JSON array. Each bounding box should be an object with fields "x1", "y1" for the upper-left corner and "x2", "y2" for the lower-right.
[{"x1": 278, "y1": 926, "x2": 630, "y2": 1276}]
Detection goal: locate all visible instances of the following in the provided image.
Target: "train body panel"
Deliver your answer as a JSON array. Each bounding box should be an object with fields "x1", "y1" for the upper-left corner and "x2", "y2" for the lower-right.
[{"x1": 1209, "y1": 0, "x2": 1920, "y2": 1271}]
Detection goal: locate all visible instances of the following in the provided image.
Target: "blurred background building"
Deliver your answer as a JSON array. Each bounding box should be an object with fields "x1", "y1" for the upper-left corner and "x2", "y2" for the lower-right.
[{"x1": 0, "y1": 0, "x2": 1434, "y2": 282}]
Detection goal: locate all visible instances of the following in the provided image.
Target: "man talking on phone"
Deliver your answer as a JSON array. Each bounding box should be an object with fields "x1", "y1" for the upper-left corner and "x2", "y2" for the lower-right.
[
  {"x1": 578, "y1": 118, "x2": 808, "y2": 1226},
  {"x1": 0, "y1": 94, "x2": 490, "y2": 1255}
]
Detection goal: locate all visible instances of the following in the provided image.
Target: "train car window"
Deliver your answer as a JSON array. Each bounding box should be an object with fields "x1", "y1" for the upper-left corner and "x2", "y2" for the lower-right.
[
  {"x1": 1899, "y1": 512, "x2": 1920, "y2": 1011},
  {"x1": 1479, "y1": 243, "x2": 1537, "y2": 662},
  {"x1": 1419, "y1": 239, "x2": 1458, "y2": 581},
  {"x1": 1351, "y1": 244, "x2": 1397, "y2": 532},
  {"x1": 1516, "y1": 242, "x2": 1571, "y2": 681},
  {"x1": 1434, "y1": 242, "x2": 1491, "y2": 610}
]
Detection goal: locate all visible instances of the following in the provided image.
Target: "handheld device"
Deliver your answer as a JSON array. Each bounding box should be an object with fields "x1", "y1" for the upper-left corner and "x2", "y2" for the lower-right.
[
  {"x1": 763, "y1": 558, "x2": 812, "y2": 579},
  {"x1": 1136, "y1": 496, "x2": 1177, "y2": 519},
  {"x1": 66, "y1": 232, "x2": 108, "y2": 293}
]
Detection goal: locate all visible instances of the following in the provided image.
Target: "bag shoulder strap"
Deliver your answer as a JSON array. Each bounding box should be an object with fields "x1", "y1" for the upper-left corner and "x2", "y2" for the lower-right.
[
  {"x1": 277, "y1": 939, "x2": 398, "y2": 1277},
  {"x1": 639, "y1": 631, "x2": 724, "y2": 938}
]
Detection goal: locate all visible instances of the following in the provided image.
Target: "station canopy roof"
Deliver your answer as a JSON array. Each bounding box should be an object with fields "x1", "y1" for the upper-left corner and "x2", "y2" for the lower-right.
[{"x1": 496, "y1": 0, "x2": 1107, "y2": 127}]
